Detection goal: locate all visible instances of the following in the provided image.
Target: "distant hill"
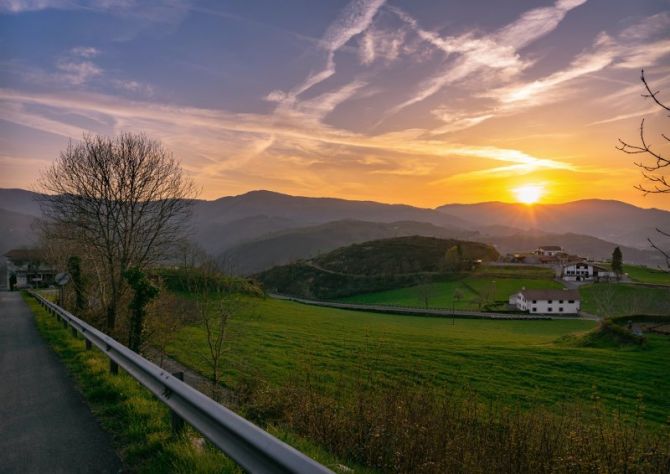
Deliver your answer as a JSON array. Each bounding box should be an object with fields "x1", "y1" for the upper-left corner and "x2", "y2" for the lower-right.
[
  {"x1": 0, "y1": 208, "x2": 38, "y2": 255},
  {"x1": 438, "y1": 200, "x2": 670, "y2": 250},
  {"x1": 193, "y1": 215, "x2": 299, "y2": 256},
  {"x1": 222, "y1": 219, "x2": 474, "y2": 275},
  {"x1": 482, "y1": 232, "x2": 664, "y2": 267},
  {"x1": 1, "y1": 188, "x2": 667, "y2": 269},
  {"x1": 0, "y1": 188, "x2": 43, "y2": 217},
  {"x1": 193, "y1": 190, "x2": 473, "y2": 230},
  {"x1": 255, "y1": 236, "x2": 499, "y2": 299}
]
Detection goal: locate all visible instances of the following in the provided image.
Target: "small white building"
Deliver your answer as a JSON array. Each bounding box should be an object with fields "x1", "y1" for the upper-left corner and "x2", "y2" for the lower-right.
[
  {"x1": 5, "y1": 249, "x2": 56, "y2": 289},
  {"x1": 562, "y1": 262, "x2": 617, "y2": 282},
  {"x1": 536, "y1": 245, "x2": 563, "y2": 257},
  {"x1": 509, "y1": 288, "x2": 580, "y2": 315}
]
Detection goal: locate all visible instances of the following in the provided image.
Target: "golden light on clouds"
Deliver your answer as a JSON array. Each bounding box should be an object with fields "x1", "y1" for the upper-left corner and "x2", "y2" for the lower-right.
[{"x1": 512, "y1": 184, "x2": 544, "y2": 205}]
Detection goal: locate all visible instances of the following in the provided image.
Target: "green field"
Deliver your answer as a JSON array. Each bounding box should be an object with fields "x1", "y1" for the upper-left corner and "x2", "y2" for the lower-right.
[
  {"x1": 581, "y1": 283, "x2": 670, "y2": 317},
  {"x1": 624, "y1": 264, "x2": 670, "y2": 285},
  {"x1": 167, "y1": 297, "x2": 670, "y2": 424},
  {"x1": 337, "y1": 265, "x2": 563, "y2": 310}
]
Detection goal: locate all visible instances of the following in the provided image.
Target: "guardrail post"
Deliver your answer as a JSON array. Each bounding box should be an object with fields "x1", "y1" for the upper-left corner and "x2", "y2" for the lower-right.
[
  {"x1": 85, "y1": 339, "x2": 92, "y2": 350},
  {"x1": 71, "y1": 326, "x2": 77, "y2": 338},
  {"x1": 62, "y1": 318, "x2": 68, "y2": 329},
  {"x1": 171, "y1": 371, "x2": 186, "y2": 435},
  {"x1": 109, "y1": 359, "x2": 119, "y2": 375}
]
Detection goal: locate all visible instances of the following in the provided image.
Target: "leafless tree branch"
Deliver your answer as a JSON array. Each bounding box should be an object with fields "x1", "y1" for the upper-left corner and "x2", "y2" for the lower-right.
[{"x1": 38, "y1": 132, "x2": 198, "y2": 332}]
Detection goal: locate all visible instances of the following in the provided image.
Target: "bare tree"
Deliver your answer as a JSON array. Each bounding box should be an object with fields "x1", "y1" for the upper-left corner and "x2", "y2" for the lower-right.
[
  {"x1": 415, "y1": 277, "x2": 435, "y2": 309},
  {"x1": 617, "y1": 70, "x2": 670, "y2": 269},
  {"x1": 38, "y1": 132, "x2": 197, "y2": 334},
  {"x1": 188, "y1": 271, "x2": 240, "y2": 400},
  {"x1": 143, "y1": 288, "x2": 191, "y2": 365}
]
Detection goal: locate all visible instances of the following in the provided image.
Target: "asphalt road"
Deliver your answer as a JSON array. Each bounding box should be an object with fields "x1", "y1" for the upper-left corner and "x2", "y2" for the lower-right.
[{"x1": 0, "y1": 291, "x2": 123, "y2": 474}]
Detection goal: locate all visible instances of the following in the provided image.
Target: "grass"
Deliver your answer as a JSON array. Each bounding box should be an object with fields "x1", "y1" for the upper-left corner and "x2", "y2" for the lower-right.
[
  {"x1": 337, "y1": 273, "x2": 563, "y2": 310},
  {"x1": 166, "y1": 296, "x2": 670, "y2": 425},
  {"x1": 23, "y1": 293, "x2": 362, "y2": 474},
  {"x1": 624, "y1": 264, "x2": 670, "y2": 286},
  {"x1": 580, "y1": 283, "x2": 670, "y2": 317}
]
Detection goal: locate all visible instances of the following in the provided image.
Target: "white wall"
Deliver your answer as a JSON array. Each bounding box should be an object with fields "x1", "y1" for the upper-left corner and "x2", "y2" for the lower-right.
[{"x1": 511, "y1": 292, "x2": 580, "y2": 314}]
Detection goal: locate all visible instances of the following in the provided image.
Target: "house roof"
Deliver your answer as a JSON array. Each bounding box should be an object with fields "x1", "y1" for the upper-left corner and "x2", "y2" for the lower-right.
[
  {"x1": 4, "y1": 248, "x2": 46, "y2": 263},
  {"x1": 538, "y1": 245, "x2": 562, "y2": 251},
  {"x1": 520, "y1": 289, "x2": 580, "y2": 301}
]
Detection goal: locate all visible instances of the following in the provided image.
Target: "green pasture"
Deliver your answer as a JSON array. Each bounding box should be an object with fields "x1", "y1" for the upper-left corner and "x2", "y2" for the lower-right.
[{"x1": 167, "y1": 297, "x2": 670, "y2": 425}]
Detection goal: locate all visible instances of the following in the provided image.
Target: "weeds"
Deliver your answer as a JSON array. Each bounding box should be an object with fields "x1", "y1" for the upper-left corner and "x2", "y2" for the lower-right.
[{"x1": 244, "y1": 375, "x2": 670, "y2": 473}]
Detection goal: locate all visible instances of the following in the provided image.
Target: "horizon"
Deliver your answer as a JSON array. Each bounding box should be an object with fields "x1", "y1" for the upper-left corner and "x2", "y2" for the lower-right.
[
  {"x1": 3, "y1": 185, "x2": 669, "y2": 212},
  {"x1": 1, "y1": 1, "x2": 670, "y2": 210}
]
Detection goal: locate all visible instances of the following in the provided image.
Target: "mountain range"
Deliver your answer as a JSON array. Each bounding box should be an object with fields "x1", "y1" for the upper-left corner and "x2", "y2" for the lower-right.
[{"x1": 0, "y1": 188, "x2": 667, "y2": 274}]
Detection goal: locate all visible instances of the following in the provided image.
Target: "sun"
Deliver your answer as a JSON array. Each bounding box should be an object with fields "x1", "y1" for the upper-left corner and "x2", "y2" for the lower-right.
[{"x1": 513, "y1": 184, "x2": 544, "y2": 205}]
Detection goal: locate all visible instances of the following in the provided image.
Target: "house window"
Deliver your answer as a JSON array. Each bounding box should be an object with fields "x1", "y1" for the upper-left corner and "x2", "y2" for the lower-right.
[
  {"x1": 547, "y1": 300, "x2": 553, "y2": 304},
  {"x1": 568, "y1": 300, "x2": 574, "y2": 303},
  {"x1": 559, "y1": 300, "x2": 564, "y2": 303},
  {"x1": 532, "y1": 308, "x2": 537, "y2": 312},
  {"x1": 559, "y1": 307, "x2": 563, "y2": 312},
  {"x1": 548, "y1": 307, "x2": 552, "y2": 312},
  {"x1": 532, "y1": 300, "x2": 537, "y2": 304}
]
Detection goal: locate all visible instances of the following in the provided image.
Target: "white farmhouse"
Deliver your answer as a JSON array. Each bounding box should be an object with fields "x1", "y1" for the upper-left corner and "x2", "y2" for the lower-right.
[
  {"x1": 508, "y1": 288, "x2": 580, "y2": 315},
  {"x1": 562, "y1": 262, "x2": 617, "y2": 282},
  {"x1": 536, "y1": 245, "x2": 563, "y2": 257}
]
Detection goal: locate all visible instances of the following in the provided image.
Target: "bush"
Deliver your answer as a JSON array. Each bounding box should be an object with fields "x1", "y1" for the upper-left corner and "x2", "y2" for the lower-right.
[{"x1": 243, "y1": 375, "x2": 670, "y2": 473}]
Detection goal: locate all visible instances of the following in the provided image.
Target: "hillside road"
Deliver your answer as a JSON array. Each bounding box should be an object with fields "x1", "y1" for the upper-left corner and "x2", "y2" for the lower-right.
[{"x1": 0, "y1": 291, "x2": 123, "y2": 474}]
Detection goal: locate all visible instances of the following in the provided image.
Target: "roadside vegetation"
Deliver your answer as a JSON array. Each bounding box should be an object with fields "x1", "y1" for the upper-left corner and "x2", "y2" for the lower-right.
[
  {"x1": 25, "y1": 292, "x2": 358, "y2": 473},
  {"x1": 23, "y1": 293, "x2": 240, "y2": 474}
]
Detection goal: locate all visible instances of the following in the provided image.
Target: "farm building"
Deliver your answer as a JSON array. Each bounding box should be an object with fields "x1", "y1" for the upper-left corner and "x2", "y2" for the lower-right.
[
  {"x1": 508, "y1": 288, "x2": 580, "y2": 315},
  {"x1": 4, "y1": 248, "x2": 56, "y2": 289},
  {"x1": 562, "y1": 262, "x2": 617, "y2": 282},
  {"x1": 536, "y1": 245, "x2": 563, "y2": 257}
]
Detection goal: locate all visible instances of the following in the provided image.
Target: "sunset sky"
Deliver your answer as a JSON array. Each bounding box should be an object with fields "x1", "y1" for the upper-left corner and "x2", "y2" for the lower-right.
[{"x1": 1, "y1": 0, "x2": 669, "y2": 208}]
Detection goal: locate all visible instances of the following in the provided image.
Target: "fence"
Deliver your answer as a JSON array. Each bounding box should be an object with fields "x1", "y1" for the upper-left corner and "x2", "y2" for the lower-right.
[{"x1": 27, "y1": 291, "x2": 333, "y2": 474}]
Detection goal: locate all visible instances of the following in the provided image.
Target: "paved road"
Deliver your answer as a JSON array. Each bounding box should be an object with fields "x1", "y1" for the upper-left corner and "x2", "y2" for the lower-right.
[
  {"x1": 0, "y1": 291, "x2": 123, "y2": 474},
  {"x1": 270, "y1": 294, "x2": 600, "y2": 321}
]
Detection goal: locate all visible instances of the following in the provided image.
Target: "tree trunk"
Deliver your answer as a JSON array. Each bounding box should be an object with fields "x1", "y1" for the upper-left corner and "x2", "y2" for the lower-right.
[
  {"x1": 106, "y1": 299, "x2": 117, "y2": 332},
  {"x1": 128, "y1": 310, "x2": 145, "y2": 353}
]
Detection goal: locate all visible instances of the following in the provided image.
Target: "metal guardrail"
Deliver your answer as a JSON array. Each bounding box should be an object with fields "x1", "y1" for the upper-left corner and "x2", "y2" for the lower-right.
[{"x1": 28, "y1": 291, "x2": 333, "y2": 474}]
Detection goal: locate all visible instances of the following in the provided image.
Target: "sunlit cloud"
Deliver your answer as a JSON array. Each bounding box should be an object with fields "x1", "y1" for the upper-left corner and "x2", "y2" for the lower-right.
[{"x1": 2, "y1": 0, "x2": 669, "y2": 208}]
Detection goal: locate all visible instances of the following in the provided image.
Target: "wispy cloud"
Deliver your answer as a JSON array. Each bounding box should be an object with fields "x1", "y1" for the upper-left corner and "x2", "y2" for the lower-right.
[
  {"x1": 1, "y1": 0, "x2": 192, "y2": 24},
  {"x1": 267, "y1": 0, "x2": 385, "y2": 119},
  {"x1": 55, "y1": 59, "x2": 102, "y2": 85},
  {"x1": 385, "y1": 0, "x2": 588, "y2": 117},
  {"x1": 0, "y1": 87, "x2": 577, "y2": 181},
  {"x1": 70, "y1": 46, "x2": 99, "y2": 58},
  {"x1": 110, "y1": 79, "x2": 154, "y2": 97}
]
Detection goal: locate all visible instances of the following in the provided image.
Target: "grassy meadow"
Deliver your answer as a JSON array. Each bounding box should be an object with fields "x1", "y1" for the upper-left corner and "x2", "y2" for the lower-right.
[
  {"x1": 624, "y1": 264, "x2": 670, "y2": 286},
  {"x1": 580, "y1": 283, "x2": 670, "y2": 317},
  {"x1": 337, "y1": 265, "x2": 563, "y2": 310},
  {"x1": 166, "y1": 296, "x2": 670, "y2": 425}
]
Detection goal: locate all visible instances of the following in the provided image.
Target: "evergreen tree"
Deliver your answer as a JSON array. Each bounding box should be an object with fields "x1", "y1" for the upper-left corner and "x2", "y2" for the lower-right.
[{"x1": 612, "y1": 247, "x2": 623, "y2": 280}]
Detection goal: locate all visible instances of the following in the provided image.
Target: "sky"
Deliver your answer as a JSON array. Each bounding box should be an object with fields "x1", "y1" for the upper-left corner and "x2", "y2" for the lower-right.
[{"x1": 1, "y1": 0, "x2": 669, "y2": 209}]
